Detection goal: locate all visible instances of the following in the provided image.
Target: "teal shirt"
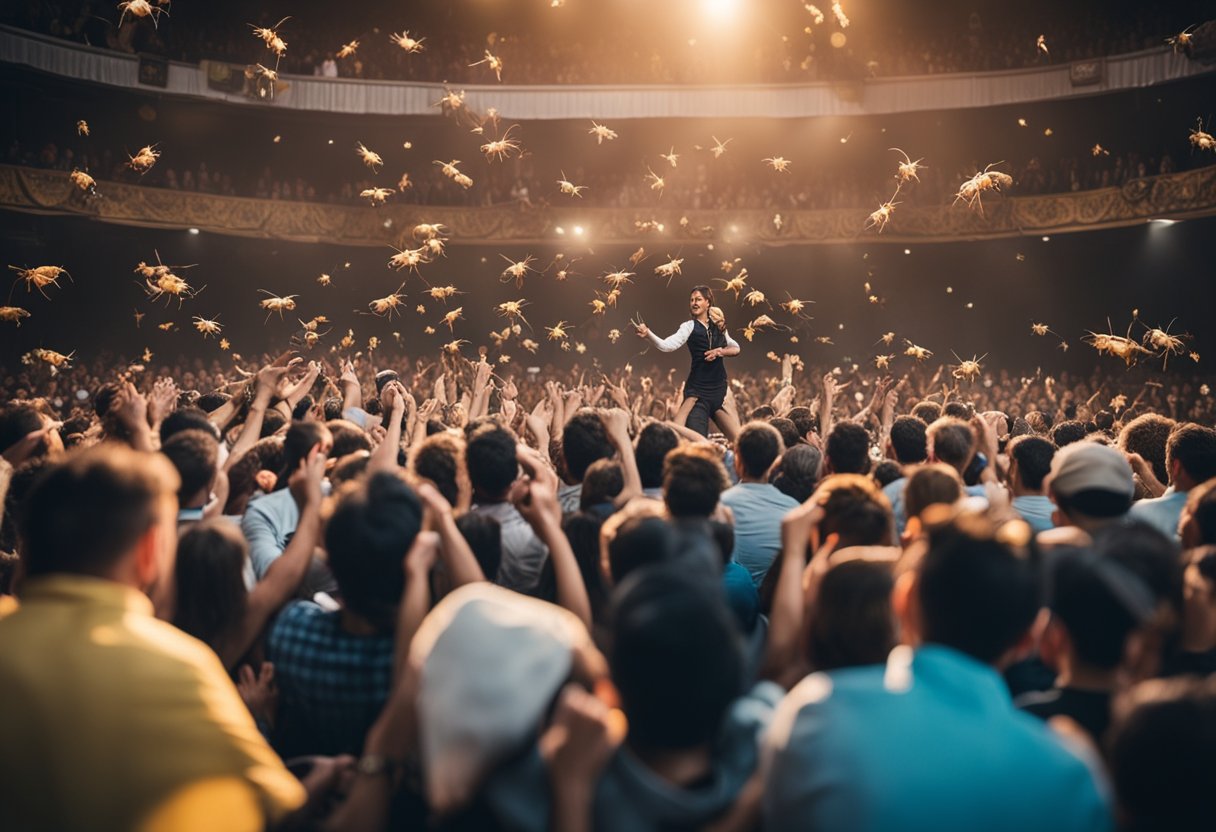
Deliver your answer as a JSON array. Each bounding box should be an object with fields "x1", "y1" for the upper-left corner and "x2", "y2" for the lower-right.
[{"x1": 764, "y1": 645, "x2": 1113, "y2": 832}]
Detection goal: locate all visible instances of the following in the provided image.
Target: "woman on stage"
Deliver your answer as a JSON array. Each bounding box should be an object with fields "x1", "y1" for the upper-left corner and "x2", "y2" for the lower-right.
[{"x1": 634, "y1": 284, "x2": 742, "y2": 440}]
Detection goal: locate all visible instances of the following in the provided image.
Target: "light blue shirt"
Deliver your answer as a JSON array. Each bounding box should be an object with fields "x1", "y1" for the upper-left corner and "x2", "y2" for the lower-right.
[
  {"x1": 1128, "y1": 487, "x2": 1187, "y2": 539},
  {"x1": 470, "y1": 501, "x2": 549, "y2": 593},
  {"x1": 1013, "y1": 494, "x2": 1056, "y2": 534},
  {"x1": 764, "y1": 645, "x2": 1112, "y2": 832},
  {"x1": 720, "y1": 482, "x2": 799, "y2": 585},
  {"x1": 887, "y1": 476, "x2": 987, "y2": 535},
  {"x1": 241, "y1": 488, "x2": 299, "y2": 580}
]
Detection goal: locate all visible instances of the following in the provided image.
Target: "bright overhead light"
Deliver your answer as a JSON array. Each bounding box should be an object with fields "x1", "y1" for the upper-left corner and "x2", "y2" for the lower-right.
[
  {"x1": 573, "y1": 225, "x2": 585, "y2": 236},
  {"x1": 1042, "y1": 236, "x2": 1051, "y2": 242},
  {"x1": 1149, "y1": 218, "x2": 1177, "y2": 225},
  {"x1": 555, "y1": 226, "x2": 565, "y2": 235},
  {"x1": 702, "y1": 0, "x2": 741, "y2": 22},
  {"x1": 187, "y1": 227, "x2": 200, "y2": 235}
]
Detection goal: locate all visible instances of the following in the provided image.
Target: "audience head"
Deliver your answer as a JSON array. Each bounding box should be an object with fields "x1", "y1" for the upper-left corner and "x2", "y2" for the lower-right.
[
  {"x1": 910, "y1": 400, "x2": 942, "y2": 425},
  {"x1": 580, "y1": 458, "x2": 624, "y2": 511},
  {"x1": 173, "y1": 519, "x2": 248, "y2": 649},
  {"x1": 772, "y1": 444, "x2": 821, "y2": 503},
  {"x1": 1046, "y1": 442, "x2": 1135, "y2": 528},
  {"x1": 455, "y1": 512, "x2": 502, "y2": 583},
  {"x1": 1181, "y1": 479, "x2": 1216, "y2": 548},
  {"x1": 926, "y1": 418, "x2": 977, "y2": 474},
  {"x1": 159, "y1": 428, "x2": 218, "y2": 508},
  {"x1": 807, "y1": 559, "x2": 897, "y2": 671},
  {"x1": 1118, "y1": 413, "x2": 1177, "y2": 484},
  {"x1": 634, "y1": 422, "x2": 679, "y2": 490},
  {"x1": 465, "y1": 423, "x2": 519, "y2": 501},
  {"x1": 1165, "y1": 423, "x2": 1216, "y2": 489},
  {"x1": 814, "y1": 475, "x2": 894, "y2": 548},
  {"x1": 888, "y1": 415, "x2": 928, "y2": 465},
  {"x1": 903, "y1": 463, "x2": 964, "y2": 522},
  {"x1": 562, "y1": 410, "x2": 614, "y2": 484},
  {"x1": 411, "y1": 432, "x2": 465, "y2": 508},
  {"x1": 766, "y1": 417, "x2": 801, "y2": 452},
  {"x1": 662, "y1": 444, "x2": 729, "y2": 519},
  {"x1": 735, "y1": 421, "x2": 784, "y2": 480},
  {"x1": 1007, "y1": 435, "x2": 1056, "y2": 494},
  {"x1": 158, "y1": 407, "x2": 218, "y2": 444},
  {"x1": 825, "y1": 422, "x2": 871, "y2": 475}
]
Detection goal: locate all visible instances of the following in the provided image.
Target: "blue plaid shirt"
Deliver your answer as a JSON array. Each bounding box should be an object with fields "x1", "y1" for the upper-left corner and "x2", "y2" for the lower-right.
[{"x1": 266, "y1": 600, "x2": 394, "y2": 758}]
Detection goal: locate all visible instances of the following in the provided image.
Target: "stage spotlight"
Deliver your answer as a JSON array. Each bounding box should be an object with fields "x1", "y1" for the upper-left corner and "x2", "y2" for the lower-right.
[
  {"x1": 1149, "y1": 218, "x2": 1178, "y2": 225},
  {"x1": 555, "y1": 226, "x2": 566, "y2": 235},
  {"x1": 573, "y1": 225, "x2": 585, "y2": 236},
  {"x1": 1041, "y1": 236, "x2": 1050, "y2": 242},
  {"x1": 702, "y1": 0, "x2": 740, "y2": 23},
  {"x1": 188, "y1": 227, "x2": 200, "y2": 235}
]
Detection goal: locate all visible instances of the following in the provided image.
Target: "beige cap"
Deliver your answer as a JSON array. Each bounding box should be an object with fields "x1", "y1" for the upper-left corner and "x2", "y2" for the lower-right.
[{"x1": 1045, "y1": 441, "x2": 1135, "y2": 499}]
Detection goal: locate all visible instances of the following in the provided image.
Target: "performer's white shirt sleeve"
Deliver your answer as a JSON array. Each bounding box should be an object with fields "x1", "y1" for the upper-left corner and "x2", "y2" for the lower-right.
[
  {"x1": 648, "y1": 320, "x2": 694, "y2": 352},
  {"x1": 724, "y1": 329, "x2": 740, "y2": 350}
]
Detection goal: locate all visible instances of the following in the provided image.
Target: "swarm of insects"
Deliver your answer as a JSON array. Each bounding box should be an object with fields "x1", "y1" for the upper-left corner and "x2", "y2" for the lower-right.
[
  {"x1": 556, "y1": 172, "x2": 587, "y2": 197},
  {"x1": 481, "y1": 126, "x2": 521, "y2": 161},
  {"x1": 118, "y1": 0, "x2": 168, "y2": 28},
  {"x1": 744, "y1": 289, "x2": 770, "y2": 307},
  {"x1": 546, "y1": 321, "x2": 573, "y2": 341},
  {"x1": 368, "y1": 285, "x2": 407, "y2": 318},
  {"x1": 1166, "y1": 26, "x2": 1195, "y2": 53},
  {"x1": 10, "y1": 265, "x2": 71, "y2": 299},
  {"x1": 250, "y1": 17, "x2": 289, "y2": 56},
  {"x1": 496, "y1": 299, "x2": 531, "y2": 330},
  {"x1": 434, "y1": 88, "x2": 466, "y2": 113},
  {"x1": 258, "y1": 291, "x2": 298, "y2": 321},
  {"x1": 391, "y1": 30, "x2": 425, "y2": 53},
  {"x1": 874, "y1": 354, "x2": 894, "y2": 370},
  {"x1": 192, "y1": 315, "x2": 222, "y2": 337},
  {"x1": 69, "y1": 168, "x2": 97, "y2": 195},
  {"x1": 780, "y1": 295, "x2": 814, "y2": 318},
  {"x1": 387, "y1": 245, "x2": 430, "y2": 274},
  {"x1": 0, "y1": 306, "x2": 31, "y2": 326},
  {"x1": 317, "y1": 273, "x2": 332, "y2": 287},
  {"x1": 740, "y1": 314, "x2": 780, "y2": 342},
  {"x1": 601, "y1": 269, "x2": 635, "y2": 290},
  {"x1": 1091, "y1": 144, "x2": 1110, "y2": 157},
  {"x1": 219, "y1": 338, "x2": 230, "y2": 350},
  {"x1": 437, "y1": 306, "x2": 465, "y2": 331},
  {"x1": 644, "y1": 167, "x2": 666, "y2": 195},
  {"x1": 878, "y1": 332, "x2": 896, "y2": 346},
  {"x1": 1189, "y1": 119, "x2": 1215, "y2": 152},
  {"x1": 717, "y1": 269, "x2": 750, "y2": 300},
  {"x1": 661, "y1": 147, "x2": 679, "y2": 167},
  {"x1": 428, "y1": 285, "x2": 461, "y2": 303},
  {"x1": 413, "y1": 222, "x2": 448, "y2": 240},
  {"x1": 763, "y1": 156, "x2": 792, "y2": 173},
  {"x1": 469, "y1": 50, "x2": 504, "y2": 81},
  {"x1": 443, "y1": 340, "x2": 469, "y2": 355},
  {"x1": 22, "y1": 347, "x2": 75, "y2": 374},
  {"x1": 1083, "y1": 321, "x2": 1152, "y2": 367},
  {"x1": 354, "y1": 142, "x2": 384, "y2": 172},
  {"x1": 434, "y1": 159, "x2": 473, "y2": 189},
  {"x1": 127, "y1": 144, "x2": 160, "y2": 173},
  {"x1": 337, "y1": 40, "x2": 360, "y2": 59},
  {"x1": 904, "y1": 340, "x2": 934, "y2": 361},
  {"x1": 954, "y1": 163, "x2": 1014, "y2": 215},
  {"x1": 1030, "y1": 322, "x2": 1058, "y2": 337},
  {"x1": 500, "y1": 255, "x2": 537, "y2": 288},
  {"x1": 951, "y1": 352, "x2": 987, "y2": 383},
  {"x1": 588, "y1": 121, "x2": 618, "y2": 144},
  {"x1": 423, "y1": 237, "x2": 447, "y2": 258},
  {"x1": 77, "y1": 119, "x2": 90, "y2": 137},
  {"x1": 891, "y1": 148, "x2": 926, "y2": 183},
  {"x1": 654, "y1": 257, "x2": 684, "y2": 280},
  {"x1": 157, "y1": 322, "x2": 176, "y2": 332},
  {"x1": 865, "y1": 188, "x2": 902, "y2": 233},
  {"x1": 1141, "y1": 319, "x2": 1190, "y2": 368},
  {"x1": 360, "y1": 187, "x2": 394, "y2": 206},
  {"x1": 608, "y1": 328, "x2": 621, "y2": 344},
  {"x1": 706, "y1": 136, "x2": 732, "y2": 159}
]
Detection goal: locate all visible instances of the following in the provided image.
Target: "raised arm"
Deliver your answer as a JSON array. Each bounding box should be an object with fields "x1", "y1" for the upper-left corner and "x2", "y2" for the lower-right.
[{"x1": 636, "y1": 320, "x2": 693, "y2": 352}]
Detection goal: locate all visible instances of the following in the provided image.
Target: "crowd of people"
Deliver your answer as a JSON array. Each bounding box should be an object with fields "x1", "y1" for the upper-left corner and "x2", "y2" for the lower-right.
[
  {"x1": 2, "y1": 329, "x2": 1215, "y2": 829},
  {"x1": 4, "y1": 1, "x2": 1196, "y2": 85},
  {"x1": 8, "y1": 135, "x2": 1197, "y2": 212}
]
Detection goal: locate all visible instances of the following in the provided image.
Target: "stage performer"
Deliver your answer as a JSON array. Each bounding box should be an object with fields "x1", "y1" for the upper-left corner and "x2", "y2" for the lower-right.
[{"x1": 634, "y1": 285, "x2": 742, "y2": 440}]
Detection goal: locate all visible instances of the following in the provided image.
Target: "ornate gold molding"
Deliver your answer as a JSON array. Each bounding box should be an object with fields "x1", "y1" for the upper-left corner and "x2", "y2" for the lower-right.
[{"x1": 2, "y1": 163, "x2": 1214, "y2": 247}]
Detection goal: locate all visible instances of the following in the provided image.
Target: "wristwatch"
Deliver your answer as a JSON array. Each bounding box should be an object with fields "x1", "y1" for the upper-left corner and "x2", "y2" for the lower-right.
[{"x1": 355, "y1": 754, "x2": 397, "y2": 778}]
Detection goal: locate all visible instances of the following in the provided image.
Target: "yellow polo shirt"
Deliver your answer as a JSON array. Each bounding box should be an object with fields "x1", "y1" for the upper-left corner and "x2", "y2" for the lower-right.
[{"x1": 0, "y1": 574, "x2": 306, "y2": 831}]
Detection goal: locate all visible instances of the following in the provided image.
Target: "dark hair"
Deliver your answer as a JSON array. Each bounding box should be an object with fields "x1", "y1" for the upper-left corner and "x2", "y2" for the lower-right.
[
  {"x1": 411, "y1": 432, "x2": 464, "y2": 508},
  {"x1": 20, "y1": 445, "x2": 179, "y2": 578},
  {"x1": 1054, "y1": 489, "x2": 1132, "y2": 520},
  {"x1": 0, "y1": 457, "x2": 53, "y2": 554},
  {"x1": 561, "y1": 410, "x2": 614, "y2": 483},
  {"x1": 766, "y1": 417, "x2": 801, "y2": 452},
  {"x1": 917, "y1": 516, "x2": 1039, "y2": 664},
  {"x1": 330, "y1": 451, "x2": 371, "y2": 486},
  {"x1": 196, "y1": 391, "x2": 232, "y2": 413},
  {"x1": 826, "y1": 422, "x2": 871, "y2": 475},
  {"x1": 609, "y1": 564, "x2": 744, "y2": 750},
  {"x1": 261, "y1": 409, "x2": 287, "y2": 438},
  {"x1": 160, "y1": 429, "x2": 218, "y2": 503},
  {"x1": 807, "y1": 559, "x2": 896, "y2": 671},
  {"x1": 872, "y1": 460, "x2": 903, "y2": 488},
  {"x1": 173, "y1": 520, "x2": 248, "y2": 653},
  {"x1": 1167, "y1": 423, "x2": 1216, "y2": 485},
  {"x1": 1051, "y1": 420, "x2": 1088, "y2": 448},
  {"x1": 1118, "y1": 414, "x2": 1177, "y2": 485},
  {"x1": 736, "y1": 421, "x2": 783, "y2": 479},
  {"x1": 903, "y1": 463, "x2": 962, "y2": 521},
  {"x1": 772, "y1": 445, "x2": 821, "y2": 503},
  {"x1": 910, "y1": 401, "x2": 942, "y2": 425},
  {"x1": 465, "y1": 423, "x2": 519, "y2": 500},
  {"x1": 581, "y1": 459, "x2": 624, "y2": 510},
  {"x1": 224, "y1": 436, "x2": 284, "y2": 514},
  {"x1": 889, "y1": 415, "x2": 928, "y2": 465},
  {"x1": 159, "y1": 407, "x2": 219, "y2": 444},
  {"x1": 749, "y1": 405, "x2": 776, "y2": 421},
  {"x1": 323, "y1": 396, "x2": 344, "y2": 421},
  {"x1": 456, "y1": 512, "x2": 501, "y2": 583},
  {"x1": 635, "y1": 422, "x2": 679, "y2": 490},
  {"x1": 943, "y1": 401, "x2": 974, "y2": 421},
  {"x1": 1091, "y1": 523, "x2": 1184, "y2": 625},
  {"x1": 0, "y1": 404, "x2": 44, "y2": 456},
  {"x1": 927, "y1": 418, "x2": 976, "y2": 472},
  {"x1": 537, "y1": 512, "x2": 608, "y2": 621},
  {"x1": 816, "y1": 475, "x2": 894, "y2": 547},
  {"x1": 1186, "y1": 479, "x2": 1216, "y2": 545},
  {"x1": 1008, "y1": 435, "x2": 1056, "y2": 491},
  {"x1": 324, "y1": 473, "x2": 422, "y2": 630},
  {"x1": 786, "y1": 406, "x2": 817, "y2": 441},
  {"x1": 1048, "y1": 550, "x2": 1152, "y2": 670},
  {"x1": 662, "y1": 445, "x2": 729, "y2": 518},
  {"x1": 1110, "y1": 676, "x2": 1216, "y2": 831},
  {"x1": 276, "y1": 421, "x2": 330, "y2": 490},
  {"x1": 326, "y1": 419, "x2": 372, "y2": 458},
  {"x1": 608, "y1": 515, "x2": 679, "y2": 585}
]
